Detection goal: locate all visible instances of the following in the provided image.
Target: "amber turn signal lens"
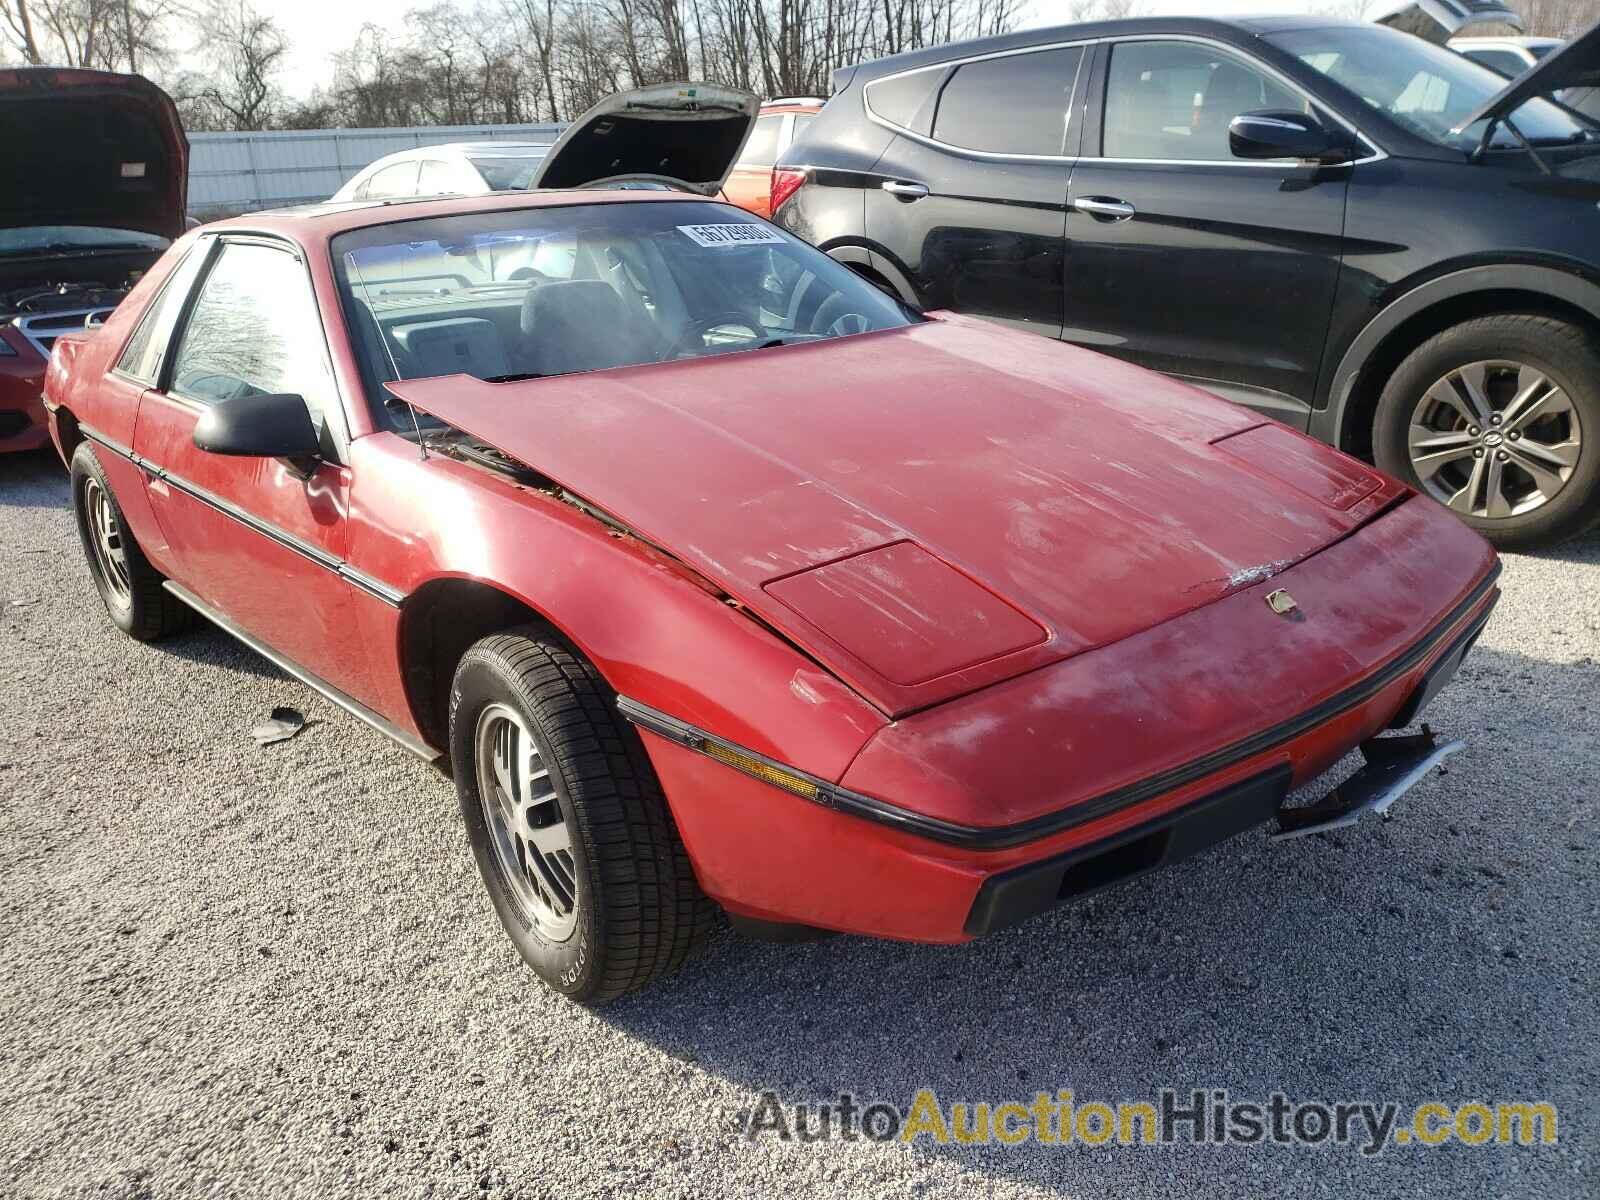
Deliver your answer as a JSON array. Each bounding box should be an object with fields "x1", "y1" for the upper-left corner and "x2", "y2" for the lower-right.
[{"x1": 702, "y1": 740, "x2": 820, "y2": 800}]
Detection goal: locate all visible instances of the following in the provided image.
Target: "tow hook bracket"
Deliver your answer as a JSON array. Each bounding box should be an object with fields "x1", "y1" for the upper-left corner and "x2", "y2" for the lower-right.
[{"x1": 1271, "y1": 725, "x2": 1464, "y2": 843}]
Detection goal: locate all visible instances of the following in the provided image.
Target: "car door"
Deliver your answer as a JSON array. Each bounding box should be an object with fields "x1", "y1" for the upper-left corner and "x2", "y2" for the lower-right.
[
  {"x1": 1062, "y1": 37, "x2": 1355, "y2": 426},
  {"x1": 130, "y1": 235, "x2": 374, "y2": 705},
  {"x1": 865, "y1": 43, "x2": 1089, "y2": 338}
]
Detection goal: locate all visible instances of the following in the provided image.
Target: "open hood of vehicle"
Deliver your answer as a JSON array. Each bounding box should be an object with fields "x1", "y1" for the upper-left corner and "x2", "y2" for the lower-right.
[
  {"x1": 0, "y1": 67, "x2": 187, "y2": 239},
  {"x1": 1367, "y1": 0, "x2": 1522, "y2": 44},
  {"x1": 1455, "y1": 18, "x2": 1600, "y2": 129},
  {"x1": 530, "y1": 83, "x2": 759, "y2": 196},
  {"x1": 389, "y1": 317, "x2": 1404, "y2": 716}
]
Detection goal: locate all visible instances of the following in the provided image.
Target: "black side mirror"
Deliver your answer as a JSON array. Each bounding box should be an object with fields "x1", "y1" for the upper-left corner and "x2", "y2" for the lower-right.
[
  {"x1": 1229, "y1": 109, "x2": 1350, "y2": 163},
  {"x1": 193, "y1": 392, "x2": 321, "y2": 466}
]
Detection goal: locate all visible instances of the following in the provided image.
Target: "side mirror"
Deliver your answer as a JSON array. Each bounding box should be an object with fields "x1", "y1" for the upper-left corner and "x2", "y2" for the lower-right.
[
  {"x1": 193, "y1": 393, "x2": 321, "y2": 465},
  {"x1": 1229, "y1": 110, "x2": 1350, "y2": 163}
]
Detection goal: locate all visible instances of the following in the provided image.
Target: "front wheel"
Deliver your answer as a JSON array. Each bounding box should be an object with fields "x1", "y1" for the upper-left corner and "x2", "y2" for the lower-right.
[
  {"x1": 69, "y1": 442, "x2": 190, "y2": 641},
  {"x1": 448, "y1": 630, "x2": 715, "y2": 1002},
  {"x1": 1373, "y1": 314, "x2": 1600, "y2": 549}
]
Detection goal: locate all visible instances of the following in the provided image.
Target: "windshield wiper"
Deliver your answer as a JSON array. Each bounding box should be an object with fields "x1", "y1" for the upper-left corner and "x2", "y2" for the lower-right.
[{"x1": 483, "y1": 371, "x2": 546, "y2": 383}]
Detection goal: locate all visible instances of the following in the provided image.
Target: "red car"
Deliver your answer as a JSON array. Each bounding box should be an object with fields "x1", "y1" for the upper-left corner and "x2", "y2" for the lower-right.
[
  {"x1": 718, "y1": 97, "x2": 824, "y2": 217},
  {"x1": 45, "y1": 85, "x2": 1499, "y2": 1002},
  {"x1": 1, "y1": 67, "x2": 187, "y2": 454}
]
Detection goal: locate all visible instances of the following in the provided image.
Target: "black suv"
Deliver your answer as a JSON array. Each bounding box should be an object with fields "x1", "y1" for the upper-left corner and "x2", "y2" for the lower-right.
[{"x1": 775, "y1": 13, "x2": 1600, "y2": 547}]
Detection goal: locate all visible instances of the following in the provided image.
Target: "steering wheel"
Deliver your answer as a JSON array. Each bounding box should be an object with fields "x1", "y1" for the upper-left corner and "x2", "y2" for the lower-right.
[
  {"x1": 809, "y1": 293, "x2": 873, "y2": 338},
  {"x1": 668, "y1": 309, "x2": 766, "y2": 357}
]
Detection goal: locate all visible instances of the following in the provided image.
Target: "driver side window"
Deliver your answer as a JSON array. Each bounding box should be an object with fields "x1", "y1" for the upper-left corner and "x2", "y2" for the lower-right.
[
  {"x1": 169, "y1": 241, "x2": 336, "y2": 432},
  {"x1": 1103, "y1": 40, "x2": 1306, "y2": 161}
]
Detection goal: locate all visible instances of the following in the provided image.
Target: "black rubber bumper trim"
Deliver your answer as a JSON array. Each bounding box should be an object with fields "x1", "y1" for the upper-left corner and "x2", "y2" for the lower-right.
[
  {"x1": 619, "y1": 562, "x2": 1500, "y2": 852},
  {"x1": 963, "y1": 764, "x2": 1293, "y2": 936}
]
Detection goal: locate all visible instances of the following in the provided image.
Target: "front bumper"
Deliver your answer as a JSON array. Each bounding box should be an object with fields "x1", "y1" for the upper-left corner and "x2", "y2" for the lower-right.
[{"x1": 634, "y1": 497, "x2": 1500, "y2": 942}]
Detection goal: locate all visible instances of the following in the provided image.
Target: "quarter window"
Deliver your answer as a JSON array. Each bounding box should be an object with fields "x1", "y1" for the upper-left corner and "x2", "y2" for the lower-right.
[
  {"x1": 736, "y1": 115, "x2": 786, "y2": 168},
  {"x1": 932, "y1": 47, "x2": 1085, "y2": 155},
  {"x1": 116, "y1": 243, "x2": 207, "y2": 385},
  {"x1": 1102, "y1": 41, "x2": 1306, "y2": 161},
  {"x1": 418, "y1": 159, "x2": 460, "y2": 194},
  {"x1": 169, "y1": 242, "x2": 334, "y2": 427},
  {"x1": 366, "y1": 160, "x2": 421, "y2": 198},
  {"x1": 865, "y1": 67, "x2": 945, "y2": 134}
]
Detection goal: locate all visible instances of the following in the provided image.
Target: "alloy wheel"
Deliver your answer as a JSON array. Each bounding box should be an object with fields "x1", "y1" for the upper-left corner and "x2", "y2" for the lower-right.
[
  {"x1": 83, "y1": 477, "x2": 131, "y2": 603},
  {"x1": 473, "y1": 702, "x2": 580, "y2": 941},
  {"x1": 1407, "y1": 359, "x2": 1583, "y2": 520}
]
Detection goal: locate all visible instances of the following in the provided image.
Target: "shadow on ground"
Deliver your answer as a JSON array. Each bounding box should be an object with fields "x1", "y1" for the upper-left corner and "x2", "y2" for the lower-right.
[{"x1": 587, "y1": 643, "x2": 1594, "y2": 1189}]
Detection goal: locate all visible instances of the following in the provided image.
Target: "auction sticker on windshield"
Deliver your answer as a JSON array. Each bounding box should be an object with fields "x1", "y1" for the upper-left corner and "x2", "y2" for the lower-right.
[{"x1": 677, "y1": 224, "x2": 786, "y2": 247}]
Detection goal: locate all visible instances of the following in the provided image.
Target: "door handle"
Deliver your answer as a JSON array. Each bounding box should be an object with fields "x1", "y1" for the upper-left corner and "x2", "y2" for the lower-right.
[
  {"x1": 1072, "y1": 196, "x2": 1136, "y2": 221},
  {"x1": 881, "y1": 180, "x2": 930, "y2": 200}
]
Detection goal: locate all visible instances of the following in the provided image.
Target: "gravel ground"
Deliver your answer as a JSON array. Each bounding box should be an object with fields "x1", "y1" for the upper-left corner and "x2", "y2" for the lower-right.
[{"x1": 2, "y1": 445, "x2": 1597, "y2": 1199}]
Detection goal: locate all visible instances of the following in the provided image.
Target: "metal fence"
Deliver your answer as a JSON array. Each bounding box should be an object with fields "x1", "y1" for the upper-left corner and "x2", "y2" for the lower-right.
[{"x1": 187, "y1": 122, "x2": 566, "y2": 218}]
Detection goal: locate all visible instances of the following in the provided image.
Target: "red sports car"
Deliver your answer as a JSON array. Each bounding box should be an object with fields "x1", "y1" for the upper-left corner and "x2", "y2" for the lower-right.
[
  {"x1": 45, "y1": 87, "x2": 1499, "y2": 1001},
  {"x1": 2, "y1": 67, "x2": 187, "y2": 454}
]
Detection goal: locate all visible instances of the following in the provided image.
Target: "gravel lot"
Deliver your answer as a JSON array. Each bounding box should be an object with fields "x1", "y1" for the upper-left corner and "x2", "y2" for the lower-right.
[{"x1": 2, "y1": 445, "x2": 1597, "y2": 1199}]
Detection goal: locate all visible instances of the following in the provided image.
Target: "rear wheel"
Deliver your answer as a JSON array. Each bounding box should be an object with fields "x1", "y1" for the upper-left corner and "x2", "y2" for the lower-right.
[
  {"x1": 449, "y1": 629, "x2": 715, "y2": 1002},
  {"x1": 70, "y1": 443, "x2": 190, "y2": 641},
  {"x1": 1373, "y1": 314, "x2": 1600, "y2": 549}
]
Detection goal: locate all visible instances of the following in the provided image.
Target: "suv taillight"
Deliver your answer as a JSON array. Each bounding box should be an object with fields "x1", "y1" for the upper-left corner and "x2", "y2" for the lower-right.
[{"x1": 770, "y1": 168, "x2": 807, "y2": 216}]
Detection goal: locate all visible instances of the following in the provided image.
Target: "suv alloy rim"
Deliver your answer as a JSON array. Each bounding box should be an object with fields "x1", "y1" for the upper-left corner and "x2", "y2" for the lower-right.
[
  {"x1": 473, "y1": 703, "x2": 580, "y2": 940},
  {"x1": 83, "y1": 477, "x2": 131, "y2": 602},
  {"x1": 1407, "y1": 359, "x2": 1582, "y2": 519}
]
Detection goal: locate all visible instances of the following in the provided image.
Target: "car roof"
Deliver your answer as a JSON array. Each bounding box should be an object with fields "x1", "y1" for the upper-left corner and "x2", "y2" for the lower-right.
[
  {"x1": 847, "y1": 14, "x2": 1363, "y2": 78},
  {"x1": 1451, "y1": 35, "x2": 1563, "y2": 48},
  {"x1": 212, "y1": 187, "x2": 713, "y2": 238}
]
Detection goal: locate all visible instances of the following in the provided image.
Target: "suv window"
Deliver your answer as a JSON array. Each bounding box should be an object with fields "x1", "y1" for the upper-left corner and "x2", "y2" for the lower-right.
[
  {"x1": 736, "y1": 115, "x2": 785, "y2": 167},
  {"x1": 932, "y1": 47, "x2": 1085, "y2": 155},
  {"x1": 1103, "y1": 40, "x2": 1305, "y2": 161},
  {"x1": 366, "y1": 160, "x2": 421, "y2": 198},
  {"x1": 865, "y1": 67, "x2": 945, "y2": 134},
  {"x1": 169, "y1": 242, "x2": 334, "y2": 428},
  {"x1": 116, "y1": 243, "x2": 207, "y2": 385}
]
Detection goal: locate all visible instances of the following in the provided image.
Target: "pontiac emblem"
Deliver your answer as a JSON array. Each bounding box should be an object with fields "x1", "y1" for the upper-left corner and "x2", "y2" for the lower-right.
[{"x1": 1266, "y1": 589, "x2": 1299, "y2": 617}]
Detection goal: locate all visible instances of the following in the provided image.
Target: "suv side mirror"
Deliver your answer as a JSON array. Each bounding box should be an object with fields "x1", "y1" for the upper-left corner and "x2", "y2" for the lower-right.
[
  {"x1": 193, "y1": 392, "x2": 322, "y2": 465},
  {"x1": 1229, "y1": 110, "x2": 1350, "y2": 163}
]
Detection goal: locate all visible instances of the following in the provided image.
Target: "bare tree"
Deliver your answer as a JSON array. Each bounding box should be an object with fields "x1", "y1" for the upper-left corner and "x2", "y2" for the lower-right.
[{"x1": 180, "y1": 0, "x2": 287, "y2": 130}]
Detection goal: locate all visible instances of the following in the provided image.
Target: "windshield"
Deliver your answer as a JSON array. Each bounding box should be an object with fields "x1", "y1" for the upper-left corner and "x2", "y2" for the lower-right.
[
  {"x1": 466, "y1": 155, "x2": 548, "y2": 191},
  {"x1": 333, "y1": 200, "x2": 914, "y2": 417},
  {"x1": 0, "y1": 226, "x2": 170, "y2": 257},
  {"x1": 1270, "y1": 26, "x2": 1595, "y2": 150}
]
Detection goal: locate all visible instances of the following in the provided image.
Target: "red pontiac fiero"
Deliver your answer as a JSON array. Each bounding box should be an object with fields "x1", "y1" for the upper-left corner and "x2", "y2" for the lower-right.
[{"x1": 45, "y1": 164, "x2": 1500, "y2": 1000}]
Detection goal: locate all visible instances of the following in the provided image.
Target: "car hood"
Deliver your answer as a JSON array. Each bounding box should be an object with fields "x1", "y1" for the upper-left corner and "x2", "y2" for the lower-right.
[
  {"x1": 389, "y1": 316, "x2": 1404, "y2": 716},
  {"x1": 0, "y1": 67, "x2": 187, "y2": 239},
  {"x1": 1455, "y1": 18, "x2": 1600, "y2": 129},
  {"x1": 530, "y1": 83, "x2": 759, "y2": 196},
  {"x1": 1367, "y1": 0, "x2": 1522, "y2": 44}
]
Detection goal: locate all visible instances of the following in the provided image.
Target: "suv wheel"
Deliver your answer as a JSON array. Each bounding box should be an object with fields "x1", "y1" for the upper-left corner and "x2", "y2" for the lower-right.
[
  {"x1": 1374, "y1": 314, "x2": 1600, "y2": 549},
  {"x1": 70, "y1": 442, "x2": 191, "y2": 640},
  {"x1": 448, "y1": 629, "x2": 716, "y2": 1002}
]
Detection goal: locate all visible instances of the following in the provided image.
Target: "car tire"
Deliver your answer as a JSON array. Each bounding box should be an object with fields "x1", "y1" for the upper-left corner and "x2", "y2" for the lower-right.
[
  {"x1": 448, "y1": 629, "x2": 716, "y2": 1002},
  {"x1": 70, "y1": 442, "x2": 192, "y2": 641},
  {"x1": 1373, "y1": 314, "x2": 1600, "y2": 549}
]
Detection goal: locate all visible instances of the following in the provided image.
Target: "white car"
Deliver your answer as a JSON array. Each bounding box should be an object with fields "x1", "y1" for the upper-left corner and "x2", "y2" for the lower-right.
[
  {"x1": 1451, "y1": 35, "x2": 1564, "y2": 77},
  {"x1": 330, "y1": 141, "x2": 552, "y2": 202}
]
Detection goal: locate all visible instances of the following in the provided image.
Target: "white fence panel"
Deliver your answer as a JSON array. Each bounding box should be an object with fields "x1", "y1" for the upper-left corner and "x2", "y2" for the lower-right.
[{"x1": 188, "y1": 122, "x2": 566, "y2": 217}]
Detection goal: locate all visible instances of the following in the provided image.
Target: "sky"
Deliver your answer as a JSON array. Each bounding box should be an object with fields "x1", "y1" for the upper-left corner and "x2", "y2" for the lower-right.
[{"x1": 269, "y1": 0, "x2": 1347, "y2": 99}]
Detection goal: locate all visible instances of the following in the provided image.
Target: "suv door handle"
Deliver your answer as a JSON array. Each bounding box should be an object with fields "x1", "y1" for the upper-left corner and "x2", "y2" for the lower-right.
[
  {"x1": 881, "y1": 180, "x2": 930, "y2": 200},
  {"x1": 1072, "y1": 196, "x2": 1136, "y2": 221}
]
